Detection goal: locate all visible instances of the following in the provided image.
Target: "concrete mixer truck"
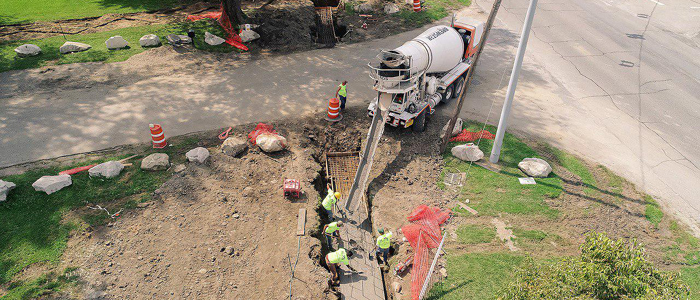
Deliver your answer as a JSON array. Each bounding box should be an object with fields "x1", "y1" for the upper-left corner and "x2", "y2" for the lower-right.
[{"x1": 367, "y1": 17, "x2": 485, "y2": 132}]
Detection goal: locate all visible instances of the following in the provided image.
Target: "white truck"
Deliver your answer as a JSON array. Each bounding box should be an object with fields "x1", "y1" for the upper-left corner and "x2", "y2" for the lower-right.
[{"x1": 367, "y1": 17, "x2": 485, "y2": 132}]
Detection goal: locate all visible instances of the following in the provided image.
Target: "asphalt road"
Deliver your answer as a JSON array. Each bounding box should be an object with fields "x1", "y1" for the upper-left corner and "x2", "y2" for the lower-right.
[
  {"x1": 1, "y1": 2, "x2": 698, "y2": 231},
  {"x1": 467, "y1": 0, "x2": 700, "y2": 232}
]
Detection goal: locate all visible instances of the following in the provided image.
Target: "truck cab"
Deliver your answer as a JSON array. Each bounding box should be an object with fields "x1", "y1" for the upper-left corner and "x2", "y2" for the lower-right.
[{"x1": 367, "y1": 17, "x2": 485, "y2": 132}]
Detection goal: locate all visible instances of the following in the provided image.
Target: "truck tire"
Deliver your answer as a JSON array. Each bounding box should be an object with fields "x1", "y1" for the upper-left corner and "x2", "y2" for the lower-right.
[
  {"x1": 454, "y1": 77, "x2": 466, "y2": 99},
  {"x1": 412, "y1": 108, "x2": 427, "y2": 132},
  {"x1": 442, "y1": 85, "x2": 454, "y2": 103}
]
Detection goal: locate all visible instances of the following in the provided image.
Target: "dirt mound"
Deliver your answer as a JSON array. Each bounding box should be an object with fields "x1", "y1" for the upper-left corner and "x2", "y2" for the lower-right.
[{"x1": 250, "y1": 5, "x2": 316, "y2": 52}]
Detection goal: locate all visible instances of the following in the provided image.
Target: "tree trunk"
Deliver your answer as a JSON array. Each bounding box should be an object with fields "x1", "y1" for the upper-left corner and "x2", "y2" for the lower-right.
[{"x1": 222, "y1": 0, "x2": 246, "y2": 26}]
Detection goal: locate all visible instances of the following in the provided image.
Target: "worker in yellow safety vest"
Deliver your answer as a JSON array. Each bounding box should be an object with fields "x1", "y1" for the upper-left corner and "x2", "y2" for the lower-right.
[
  {"x1": 375, "y1": 228, "x2": 393, "y2": 265},
  {"x1": 322, "y1": 183, "x2": 341, "y2": 220},
  {"x1": 336, "y1": 81, "x2": 348, "y2": 110},
  {"x1": 325, "y1": 248, "x2": 354, "y2": 285},
  {"x1": 323, "y1": 220, "x2": 344, "y2": 249}
]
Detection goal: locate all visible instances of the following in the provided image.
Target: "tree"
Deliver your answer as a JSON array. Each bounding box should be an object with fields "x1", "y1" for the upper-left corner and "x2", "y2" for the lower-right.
[{"x1": 222, "y1": 0, "x2": 246, "y2": 26}]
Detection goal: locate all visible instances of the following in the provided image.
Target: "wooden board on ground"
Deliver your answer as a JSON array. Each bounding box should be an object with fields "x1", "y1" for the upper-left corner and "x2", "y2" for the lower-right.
[
  {"x1": 457, "y1": 201, "x2": 478, "y2": 215},
  {"x1": 296, "y1": 208, "x2": 306, "y2": 236}
]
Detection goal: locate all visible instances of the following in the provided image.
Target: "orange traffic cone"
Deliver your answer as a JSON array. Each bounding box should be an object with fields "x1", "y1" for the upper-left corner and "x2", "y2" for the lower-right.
[
  {"x1": 325, "y1": 98, "x2": 343, "y2": 122},
  {"x1": 150, "y1": 124, "x2": 167, "y2": 148}
]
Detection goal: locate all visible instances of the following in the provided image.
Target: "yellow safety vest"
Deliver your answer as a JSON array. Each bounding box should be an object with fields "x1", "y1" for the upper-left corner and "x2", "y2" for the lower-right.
[
  {"x1": 376, "y1": 232, "x2": 393, "y2": 249},
  {"x1": 322, "y1": 189, "x2": 337, "y2": 210},
  {"x1": 325, "y1": 222, "x2": 340, "y2": 234},
  {"x1": 338, "y1": 84, "x2": 347, "y2": 97},
  {"x1": 327, "y1": 249, "x2": 349, "y2": 265}
]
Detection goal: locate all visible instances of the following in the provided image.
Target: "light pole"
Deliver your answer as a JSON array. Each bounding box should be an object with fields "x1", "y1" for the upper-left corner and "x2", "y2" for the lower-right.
[{"x1": 489, "y1": 0, "x2": 539, "y2": 163}]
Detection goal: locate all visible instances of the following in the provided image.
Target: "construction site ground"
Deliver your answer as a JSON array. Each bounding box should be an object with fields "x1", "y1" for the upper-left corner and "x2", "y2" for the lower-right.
[{"x1": 2, "y1": 105, "x2": 699, "y2": 299}]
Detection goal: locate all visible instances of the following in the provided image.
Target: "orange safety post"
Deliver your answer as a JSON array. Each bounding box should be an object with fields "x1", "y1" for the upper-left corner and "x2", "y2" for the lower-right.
[
  {"x1": 150, "y1": 124, "x2": 167, "y2": 148},
  {"x1": 413, "y1": 0, "x2": 421, "y2": 12},
  {"x1": 325, "y1": 97, "x2": 343, "y2": 122}
]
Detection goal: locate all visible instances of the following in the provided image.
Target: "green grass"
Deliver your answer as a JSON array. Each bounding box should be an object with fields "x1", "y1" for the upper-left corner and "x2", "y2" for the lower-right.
[
  {"x1": 456, "y1": 224, "x2": 496, "y2": 244},
  {"x1": 442, "y1": 122, "x2": 561, "y2": 218},
  {"x1": 0, "y1": 0, "x2": 188, "y2": 25},
  {"x1": 681, "y1": 266, "x2": 700, "y2": 300},
  {"x1": 1, "y1": 20, "x2": 237, "y2": 73},
  {"x1": 2, "y1": 267, "x2": 79, "y2": 300},
  {"x1": 513, "y1": 228, "x2": 548, "y2": 242},
  {"x1": 425, "y1": 252, "x2": 525, "y2": 300},
  {"x1": 644, "y1": 195, "x2": 664, "y2": 227},
  {"x1": 598, "y1": 165, "x2": 623, "y2": 194},
  {"x1": 0, "y1": 154, "x2": 171, "y2": 295},
  {"x1": 397, "y1": 0, "x2": 471, "y2": 25},
  {"x1": 548, "y1": 146, "x2": 598, "y2": 197}
]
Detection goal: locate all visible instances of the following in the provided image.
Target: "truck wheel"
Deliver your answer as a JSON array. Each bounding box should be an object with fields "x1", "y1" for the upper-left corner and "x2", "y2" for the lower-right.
[
  {"x1": 454, "y1": 77, "x2": 466, "y2": 99},
  {"x1": 442, "y1": 85, "x2": 454, "y2": 103},
  {"x1": 412, "y1": 108, "x2": 426, "y2": 132}
]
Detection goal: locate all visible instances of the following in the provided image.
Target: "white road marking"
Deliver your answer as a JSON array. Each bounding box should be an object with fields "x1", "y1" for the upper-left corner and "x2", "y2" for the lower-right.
[{"x1": 647, "y1": 0, "x2": 665, "y2": 5}]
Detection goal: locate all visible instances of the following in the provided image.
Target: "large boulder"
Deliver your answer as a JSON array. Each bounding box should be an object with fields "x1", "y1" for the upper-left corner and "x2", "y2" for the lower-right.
[
  {"x1": 60, "y1": 41, "x2": 91, "y2": 54},
  {"x1": 440, "y1": 118, "x2": 463, "y2": 139},
  {"x1": 239, "y1": 29, "x2": 260, "y2": 43},
  {"x1": 256, "y1": 133, "x2": 287, "y2": 153},
  {"x1": 518, "y1": 158, "x2": 552, "y2": 178},
  {"x1": 0, "y1": 180, "x2": 16, "y2": 202},
  {"x1": 105, "y1": 36, "x2": 129, "y2": 50},
  {"x1": 354, "y1": 3, "x2": 373, "y2": 13},
  {"x1": 14, "y1": 44, "x2": 42, "y2": 57},
  {"x1": 204, "y1": 31, "x2": 226, "y2": 46},
  {"x1": 186, "y1": 147, "x2": 210, "y2": 164},
  {"x1": 384, "y1": 3, "x2": 400, "y2": 14},
  {"x1": 221, "y1": 137, "x2": 248, "y2": 157},
  {"x1": 141, "y1": 153, "x2": 170, "y2": 171},
  {"x1": 139, "y1": 34, "x2": 161, "y2": 47},
  {"x1": 89, "y1": 161, "x2": 124, "y2": 179},
  {"x1": 451, "y1": 143, "x2": 484, "y2": 162},
  {"x1": 32, "y1": 174, "x2": 72, "y2": 195},
  {"x1": 177, "y1": 35, "x2": 192, "y2": 44}
]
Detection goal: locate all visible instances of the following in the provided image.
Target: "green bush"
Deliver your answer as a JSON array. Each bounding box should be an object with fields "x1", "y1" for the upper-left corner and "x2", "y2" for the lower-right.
[{"x1": 501, "y1": 232, "x2": 690, "y2": 299}]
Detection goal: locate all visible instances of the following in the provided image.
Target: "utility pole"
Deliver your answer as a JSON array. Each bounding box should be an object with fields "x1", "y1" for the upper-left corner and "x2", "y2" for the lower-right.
[
  {"x1": 489, "y1": 0, "x2": 538, "y2": 163},
  {"x1": 439, "y1": 0, "x2": 504, "y2": 153}
]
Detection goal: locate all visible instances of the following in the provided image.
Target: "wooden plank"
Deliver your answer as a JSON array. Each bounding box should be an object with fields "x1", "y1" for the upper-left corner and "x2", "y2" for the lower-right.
[
  {"x1": 457, "y1": 202, "x2": 478, "y2": 215},
  {"x1": 296, "y1": 208, "x2": 307, "y2": 236}
]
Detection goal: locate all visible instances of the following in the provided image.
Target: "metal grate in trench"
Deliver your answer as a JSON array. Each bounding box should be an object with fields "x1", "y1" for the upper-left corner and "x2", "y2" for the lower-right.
[{"x1": 325, "y1": 152, "x2": 360, "y2": 197}]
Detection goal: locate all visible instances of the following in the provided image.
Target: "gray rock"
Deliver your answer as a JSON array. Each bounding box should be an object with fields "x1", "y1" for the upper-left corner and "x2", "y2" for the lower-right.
[
  {"x1": 89, "y1": 161, "x2": 124, "y2": 179},
  {"x1": 384, "y1": 3, "x2": 400, "y2": 14},
  {"x1": 139, "y1": 34, "x2": 161, "y2": 47},
  {"x1": 60, "y1": 41, "x2": 91, "y2": 54},
  {"x1": 225, "y1": 246, "x2": 235, "y2": 255},
  {"x1": 256, "y1": 133, "x2": 287, "y2": 153},
  {"x1": 105, "y1": 36, "x2": 129, "y2": 50},
  {"x1": 451, "y1": 143, "x2": 483, "y2": 162},
  {"x1": 239, "y1": 29, "x2": 260, "y2": 43},
  {"x1": 177, "y1": 35, "x2": 192, "y2": 44},
  {"x1": 0, "y1": 180, "x2": 17, "y2": 202},
  {"x1": 172, "y1": 164, "x2": 186, "y2": 173},
  {"x1": 440, "y1": 118, "x2": 463, "y2": 139},
  {"x1": 518, "y1": 158, "x2": 552, "y2": 178},
  {"x1": 221, "y1": 137, "x2": 248, "y2": 156},
  {"x1": 354, "y1": 3, "x2": 373, "y2": 13},
  {"x1": 392, "y1": 281, "x2": 402, "y2": 293},
  {"x1": 14, "y1": 44, "x2": 42, "y2": 57},
  {"x1": 439, "y1": 267, "x2": 448, "y2": 278},
  {"x1": 32, "y1": 174, "x2": 72, "y2": 195},
  {"x1": 186, "y1": 147, "x2": 210, "y2": 164},
  {"x1": 204, "y1": 31, "x2": 226, "y2": 46},
  {"x1": 141, "y1": 153, "x2": 170, "y2": 171},
  {"x1": 166, "y1": 34, "x2": 181, "y2": 45}
]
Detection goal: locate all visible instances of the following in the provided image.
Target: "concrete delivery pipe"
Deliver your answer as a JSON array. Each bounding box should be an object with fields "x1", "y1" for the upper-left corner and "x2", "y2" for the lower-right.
[{"x1": 381, "y1": 25, "x2": 464, "y2": 75}]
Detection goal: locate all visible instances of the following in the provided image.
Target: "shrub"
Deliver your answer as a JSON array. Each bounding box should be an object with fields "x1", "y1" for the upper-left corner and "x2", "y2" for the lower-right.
[{"x1": 501, "y1": 232, "x2": 690, "y2": 299}]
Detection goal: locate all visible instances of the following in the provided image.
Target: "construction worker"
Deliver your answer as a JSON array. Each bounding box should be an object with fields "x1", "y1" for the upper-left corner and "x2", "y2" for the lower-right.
[
  {"x1": 322, "y1": 183, "x2": 341, "y2": 220},
  {"x1": 323, "y1": 220, "x2": 344, "y2": 249},
  {"x1": 375, "y1": 228, "x2": 393, "y2": 265},
  {"x1": 336, "y1": 81, "x2": 348, "y2": 110},
  {"x1": 325, "y1": 248, "x2": 354, "y2": 285}
]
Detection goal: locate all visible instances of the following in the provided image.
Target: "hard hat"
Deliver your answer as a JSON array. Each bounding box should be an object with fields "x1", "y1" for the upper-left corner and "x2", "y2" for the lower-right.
[
  {"x1": 337, "y1": 221, "x2": 344, "y2": 226},
  {"x1": 334, "y1": 192, "x2": 341, "y2": 199},
  {"x1": 378, "y1": 228, "x2": 385, "y2": 234}
]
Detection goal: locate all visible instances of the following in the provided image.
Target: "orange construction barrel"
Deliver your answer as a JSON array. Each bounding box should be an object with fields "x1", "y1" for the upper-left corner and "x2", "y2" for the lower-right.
[{"x1": 325, "y1": 98, "x2": 343, "y2": 122}]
